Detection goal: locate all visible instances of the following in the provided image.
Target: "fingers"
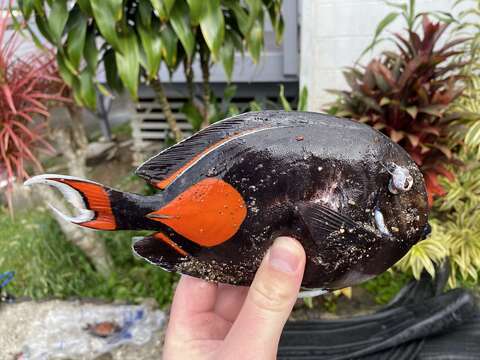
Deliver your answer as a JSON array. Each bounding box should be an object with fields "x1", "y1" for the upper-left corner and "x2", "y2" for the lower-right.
[
  {"x1": 164, "y1": 276, "x2": 220, "y2": 359},
  {"x1": 221, "y1": 236, "x2": 306, "y2": 359},
  {"x1": 214, "y1": 284, "x2": 249, "y2": 323},
  {"x1": 169, "y1": 275, "x2": 218, "y2": 321}
]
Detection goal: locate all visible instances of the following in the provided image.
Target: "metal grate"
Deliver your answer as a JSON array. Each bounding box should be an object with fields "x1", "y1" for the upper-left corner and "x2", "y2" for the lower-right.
[{"x1": 131, "y1": 83, "x2": 298, "y2": 165}]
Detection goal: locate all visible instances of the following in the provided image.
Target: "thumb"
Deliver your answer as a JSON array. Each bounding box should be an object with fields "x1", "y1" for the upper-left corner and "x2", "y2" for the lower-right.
[{"x1": 221, "y1": 236, "x2": 306, "y2": 359}]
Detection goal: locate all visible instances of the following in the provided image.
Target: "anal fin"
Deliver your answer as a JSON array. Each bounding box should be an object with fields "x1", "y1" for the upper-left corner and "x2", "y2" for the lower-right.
[{"x1": 132, "y1": 232, "x2": 191, "y2": 271}]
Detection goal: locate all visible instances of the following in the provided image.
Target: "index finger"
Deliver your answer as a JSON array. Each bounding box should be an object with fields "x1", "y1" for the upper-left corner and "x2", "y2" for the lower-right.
[{"x1": 169, "y1": 275, "x2": 218, "y2": 321}]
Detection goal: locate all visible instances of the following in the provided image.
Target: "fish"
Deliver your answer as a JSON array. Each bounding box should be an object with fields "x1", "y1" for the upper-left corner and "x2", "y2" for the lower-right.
[{"x1": 25, "y1": 111, "x2": 430, "y2": 291}]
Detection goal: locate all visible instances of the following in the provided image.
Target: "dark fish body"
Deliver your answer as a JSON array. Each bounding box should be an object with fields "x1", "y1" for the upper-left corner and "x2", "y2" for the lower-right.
[{"x1": 26, "y1": 111, "x2": 429, "y2": 290}]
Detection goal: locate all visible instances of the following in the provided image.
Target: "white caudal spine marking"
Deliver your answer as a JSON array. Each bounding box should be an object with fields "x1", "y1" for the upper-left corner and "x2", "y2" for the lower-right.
[{"x1": 24, "y1": 174, "x2": 96, "y2": 224}]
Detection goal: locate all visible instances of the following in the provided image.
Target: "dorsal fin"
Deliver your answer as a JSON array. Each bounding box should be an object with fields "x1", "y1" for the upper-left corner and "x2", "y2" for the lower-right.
[{"x1": 135, "y1": 111, "x2": 297, "y2": 189}]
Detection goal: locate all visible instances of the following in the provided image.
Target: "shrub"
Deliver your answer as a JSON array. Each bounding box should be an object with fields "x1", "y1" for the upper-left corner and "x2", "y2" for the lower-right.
[
  {"x1": 0, "y1": 6, "x2": 67, "y2": 210},
  {"x1": 0, "y1": 208, "x2": 177, "y2": 307},
  {"x1": 397, "y1": 151, "x2": 480, "y2": 287},
  {"x1": 395, "y1": 0, "x2": 480, "y2": 288},
  {"x1": 329, "y1": 15, "x2": 467, "y2": 205}
]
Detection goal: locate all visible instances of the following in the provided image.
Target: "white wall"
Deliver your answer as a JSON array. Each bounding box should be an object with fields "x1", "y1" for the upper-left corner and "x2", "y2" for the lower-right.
[{"x1": 300, "y1": 0, "x2": 462, "y2": 111}]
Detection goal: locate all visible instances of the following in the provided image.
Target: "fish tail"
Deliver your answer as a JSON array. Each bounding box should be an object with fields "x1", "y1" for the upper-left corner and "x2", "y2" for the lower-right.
[{"x1": 24, "y1": 174, "x2": 148, "y2": 231}]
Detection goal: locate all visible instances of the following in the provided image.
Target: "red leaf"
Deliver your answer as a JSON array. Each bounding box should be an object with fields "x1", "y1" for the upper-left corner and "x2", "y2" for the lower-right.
[
  {"x1": 424, "y1": 171, "x2": 446, "y2": 207},
  {"x1": 1, "y1": 85, "x2": 17, "y2": 113}
]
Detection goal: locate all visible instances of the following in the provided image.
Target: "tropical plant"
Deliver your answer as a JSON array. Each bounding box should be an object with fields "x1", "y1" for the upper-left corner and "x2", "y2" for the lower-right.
[
  {"x1": 0, "y1": 4, "x2": 68, "y2": 211},
  {"x1": 249, "y1": 85, "x2": 308, "y2": 112},
  {"x1": 396, "y1": 0, "x2": 480, "y2": 286},
  {"x1": 19, "y1": 0, "x2": 284, "y2": 142},
  {"x1": 397, "y1": 151, "x2": 480, "y2": 287},
  {"x1": 328, "y1": 11, "x2": 467, "y2": 205},
  {"x1": 448, "y1": 0, "x2": 480, "y2": 157}
]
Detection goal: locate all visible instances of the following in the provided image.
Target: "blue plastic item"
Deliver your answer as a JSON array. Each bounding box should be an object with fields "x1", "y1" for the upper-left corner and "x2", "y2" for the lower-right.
[{"x1": 0, "y1": 271, "x2": 14, "y2": 289}]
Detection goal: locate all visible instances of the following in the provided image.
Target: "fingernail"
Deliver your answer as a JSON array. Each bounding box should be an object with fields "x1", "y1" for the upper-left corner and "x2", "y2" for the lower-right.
[{"x1": 268, "y1": 237, "x2": 302, "y2": 274}]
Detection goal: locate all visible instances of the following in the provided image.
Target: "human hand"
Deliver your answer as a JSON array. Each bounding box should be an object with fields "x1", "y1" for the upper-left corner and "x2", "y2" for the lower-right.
[{"x1": 163, "y1": 236, "x2": 306, "y2": 360}]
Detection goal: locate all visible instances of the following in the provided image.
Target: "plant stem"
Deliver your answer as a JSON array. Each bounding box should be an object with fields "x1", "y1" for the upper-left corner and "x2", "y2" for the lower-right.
[
  {"x1": 184, "y1": 57, "x2": 195, "y2": 101},
  {"x1": 151, "y1": 77, "x2": 183, "y2": 142},
  {"x1": 200, "y1": 45, "x2": 211, "y2": 129}
]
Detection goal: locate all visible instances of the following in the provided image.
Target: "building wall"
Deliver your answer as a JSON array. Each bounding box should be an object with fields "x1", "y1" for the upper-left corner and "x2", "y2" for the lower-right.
[{"x1": 300, "y1": 0, "x2": 463, "y2": 111}]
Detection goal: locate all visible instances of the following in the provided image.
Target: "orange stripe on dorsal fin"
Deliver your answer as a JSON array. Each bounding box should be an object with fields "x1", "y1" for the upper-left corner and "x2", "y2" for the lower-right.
[
  {"x1": 147, "y1": 178, "x2": 247, "y2": 247},
  {"x1": 135, "y1": 111, "x2": 294, "y2": 189}
]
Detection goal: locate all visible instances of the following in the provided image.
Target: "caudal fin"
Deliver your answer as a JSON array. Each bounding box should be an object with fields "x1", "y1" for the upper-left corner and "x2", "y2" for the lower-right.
[{"x1": 25, "y1": 174, "x2": 118, "y2": 230}]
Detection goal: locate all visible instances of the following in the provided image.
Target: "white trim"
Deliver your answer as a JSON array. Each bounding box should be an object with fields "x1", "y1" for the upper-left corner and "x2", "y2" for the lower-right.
[{"x1": 24, "y1": 174, "x2": 96, "y2": 224}]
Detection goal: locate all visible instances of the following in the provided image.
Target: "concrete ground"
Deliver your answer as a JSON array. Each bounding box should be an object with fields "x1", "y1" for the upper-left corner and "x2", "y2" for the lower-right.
[{"x1": 0, "y1": 300, "x2": 167, "y2": 360}]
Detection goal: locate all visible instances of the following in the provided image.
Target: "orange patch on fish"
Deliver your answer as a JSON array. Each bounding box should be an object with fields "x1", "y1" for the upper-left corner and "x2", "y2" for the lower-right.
[
  {"x1": 148, "y1": 178, "x2": 247, "y2": 247},
  {"x1": 153, "y1": 232, "x2": 189, "y2": 257},
  {"x1": 59, "y1": 179, "x2": 116, "y2": 230}
]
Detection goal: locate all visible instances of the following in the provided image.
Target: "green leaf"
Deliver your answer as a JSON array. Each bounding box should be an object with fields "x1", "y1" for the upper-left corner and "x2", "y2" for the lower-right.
[
  {"x1": 48, "y1": 0, "x2": 68, "y2": 44},
  {"x1": 19, "y1": 0, "x2": 35, "y2": 20},
  {"x1": 224, "y1": 0, "x2": 249, "y2": 35},
  {"x1": 35, "y1": 11, "x2": 54, "y2": 44},
  {"x1": 279, "y1": 85, "x2": 292, "y2": 111},
  {"x1": 180, "y1": 101, "x2": 203, "y2": 131},
  {"x1": 186, "y1": 0, "x2": 205, "y2": 26},
  {"x1": 115, "y1": 31, "x2": 140, "y2": 98},
  {"x1": 465, "y1": 121, "x2": 480, "y2": 148},
  {"x1": 78, "y1": 70, "x2": 97, "y2": 109},
  {"x1": 361, "y1": 12, "x2": 399, "y2": 58},
  {"x1": 84, "y1": 31, "x2": 98, "y2": 72},
  {"x1": 77, "y1": 0, "x2": 93, "y2": 16},
  {"x1": 170, "y1": 0, "x2": 196, "y2": 60},
  {"x1": 223, "y1": 84, "x2": 237, "y2": 102},
  {"x1": 247, "y1": 21, "x2": 263, "y2": 63},
  {"x1": 199, "y1": 0, "x2": 225, "y2": 60},
  {"x1": 138, "y1": 20, "x2": 163, "y2": 79},
  {"x1": 90, "y1": 0, "x2": 123, "y2": 51},
  {"x1": 160, "y1": 24, "x2": 179, "y2": 69},
  {"x1": 150, "y1": 0, "x2": 176, "y2": 20},
  {"x1": 245, "y1": 0, "x2": 262, "y2": 34},
  {"x1": 375, "y1": 12, "x2": 399, "y2": 40},
  {"x1": 66, "y1": 9, "x2": 87, "y2": 69},
  {"x1": 266, "y1": 0, "x2": 284, "y2": 44},
  {"x1": 298, "y1": 86, "x2": 308, "y2": 111},
  {"x1": 103, "y1": 48, "x2": 123, "y2": 92},
  {"x1": 249, "y1": 100, "x2": 263, "y2": 111},
  {"x1": 220, "y1": 34, "x2": 235, "y2": 80},
  {"x1": 56, "y1": 51, "x2": 75, "y2": 87},
  {"x1": 163, "y1": 0, "x2": 176, "y2": 15},
  {"x1": 138, "y1": 0, "x2": 153, "y2": 28}
]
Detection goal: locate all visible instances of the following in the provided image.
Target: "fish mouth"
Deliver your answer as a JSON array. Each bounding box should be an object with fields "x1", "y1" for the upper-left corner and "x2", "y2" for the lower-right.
[{"x1": 24, "y1": 174, "x2": 95, "y2": 224}]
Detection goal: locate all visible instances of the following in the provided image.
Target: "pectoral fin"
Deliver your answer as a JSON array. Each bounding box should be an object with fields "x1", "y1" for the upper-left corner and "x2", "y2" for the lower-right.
[{"x1": 297, "y1": 202, "x2": 381, "y2": 246}]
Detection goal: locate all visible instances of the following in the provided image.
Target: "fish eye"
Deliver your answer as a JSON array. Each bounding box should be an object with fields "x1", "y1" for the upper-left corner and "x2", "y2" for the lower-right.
[
  {"x1": 403, "y1": 175, "x2": 413, "y2": 191},
  {"x1": 388, "y1": 165, "x2": 413, "y2": 194}
]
